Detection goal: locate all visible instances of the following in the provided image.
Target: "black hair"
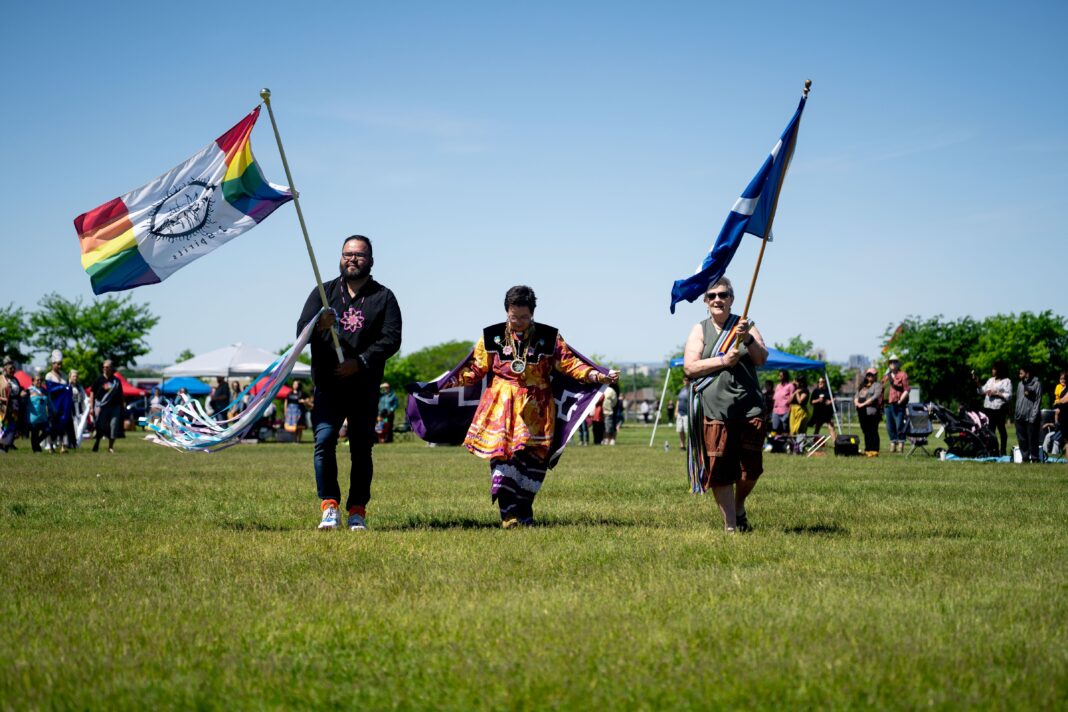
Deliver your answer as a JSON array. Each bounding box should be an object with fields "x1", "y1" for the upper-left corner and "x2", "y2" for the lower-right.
[
  {"x1": 504, "y1": 285, "x2": 537, "y2": 312},
  {"x1": 991, "y1": 360, "x2": 1007, "y2": 377},
  {"x1": 342, "y1": 235, "x2": 373, "y2": 256}
]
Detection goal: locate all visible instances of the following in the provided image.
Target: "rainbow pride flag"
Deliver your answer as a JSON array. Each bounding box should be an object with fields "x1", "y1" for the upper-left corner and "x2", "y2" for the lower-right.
[{"x1": 74, "y1": 107, "x2": 292, "y2": 294}]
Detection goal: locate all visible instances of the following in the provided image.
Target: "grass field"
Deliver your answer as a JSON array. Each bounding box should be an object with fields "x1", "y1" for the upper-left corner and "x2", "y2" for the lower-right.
[{"x1": 2, "y1": 424, "x2": 1067, "y2": 710}]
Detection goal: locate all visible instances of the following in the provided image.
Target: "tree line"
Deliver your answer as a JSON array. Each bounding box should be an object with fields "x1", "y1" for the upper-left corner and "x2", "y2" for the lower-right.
[
  {"x1": 5, "y1": 295, "x2": 1063, "y2": 410},
  {"x1": 1, "y1": 295, "x2": 158, "y2": 381}
]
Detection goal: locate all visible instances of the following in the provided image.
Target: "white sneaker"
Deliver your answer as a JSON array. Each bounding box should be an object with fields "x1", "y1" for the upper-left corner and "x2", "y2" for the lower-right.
[
  {"x1": 318, "y1": 504, "x2": 340, "y2": 530},
  {"x1": 347, "y1": 512, "x2": 367, "y2": 531}
]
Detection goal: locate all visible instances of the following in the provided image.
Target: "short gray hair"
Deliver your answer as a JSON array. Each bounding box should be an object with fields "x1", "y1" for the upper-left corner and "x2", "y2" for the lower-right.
[{"x1": 705, "y1": 276, "x2": 734, "y2": 297}]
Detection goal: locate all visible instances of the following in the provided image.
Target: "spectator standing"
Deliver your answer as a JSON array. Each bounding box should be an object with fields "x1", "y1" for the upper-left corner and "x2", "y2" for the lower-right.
[
  {"x1": 89, "y1": 359, "x2": 125, "y2": 453},
  {"x1": 209, "y1": 376, "x2": 230, "y2": 423},
  {"x1": 1053, "y1": 370, "x2": 1067, "y2": 453},
  {"x1": 676, "y1": 376, "x2": 691, "y2": 450},
  {"x1": 809, "y1": 375, "x2": 837, "y2": 440},
  {"x1": 590, "y1": 391, "x2": 606, "y2": 445},
  {"x1": 771, "y1": 370, "x2": 794, "y2": 434},
  {"x1": 377, "y1": 382, "x2": 399, "y2": 443},
  {"x1": 788, "y1": 374, "x2": 810, "y2": 436},
  {"x1": 975, "y1": 361, "x2": 1012, "y2": 455},
  {"x1": 761, "y1": 379, "x2": 775, "y2": 432},
  {"x1": 639, "y1": 400, "x2": 650, "y2": 424},
  {"x1": 1014, "y1": 365, "x2": 1042, "y2": 462},
  {"x1": 27, "y1": 374, "x2": 53, "y2": 453},
  {"x1": 603, "y1": 383, "x2": 619, "y2": 445},
  {"x1": 854, "y1": 368, "x2": 882, "y2": 456},
  {"x1": 286, "y1": 380, "x2": 310, "y2": 443},
  {"x1": 44, "y1": 351, "x2": 73, "y2": 453},
  {"x1": 882, "y1": 356, "x2": 909, "y2": 453},
  {"x1": 229, "y1": 381, "x2": 245, "y2": 416},
  {"x1": 1, "y1": 357, "x2": 22, "y2": 451},
  {"x1": 148, "y1": 387, "x2": 163, "y2": 422},
  {"x1": 69, "y1": 370, "x2": 87, "y2": 448}
]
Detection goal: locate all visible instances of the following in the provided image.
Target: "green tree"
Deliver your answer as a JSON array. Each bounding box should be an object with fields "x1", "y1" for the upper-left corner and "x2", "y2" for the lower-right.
[
  {"x1": 30, "y1": 293, "x2": 159, "y2": 380},
  {"x1": 880, "y1": 316, "x2": 981, "y2": 407},
  {"x1": 383, "y1": 355, "x2": 419, "y2": 397},
  {"x1": 770, "y1": 334, "x2": 846, "y2": 392},
  {"x1": 405, "y1": 340, "x2": 475, "y2": 383},
  {"x1": 773, "y1": 335, "x2": 814, "y2": 358},
  {"x1": 969, "y1": 311, "x2": 1068, "y2": 402},
  {"x1": 0, "y1": 304, "x2": 32, "y2": 365},
  {"x1": 278, "y1": 343, "x2": 312, "y2": 366},
  {"x1": 175, "y1": 349, "x2": 196, "y2": 363}
]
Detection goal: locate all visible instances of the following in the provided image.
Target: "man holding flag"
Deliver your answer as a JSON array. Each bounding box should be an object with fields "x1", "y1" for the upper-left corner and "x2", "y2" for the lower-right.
[{"x1": 297, "y1": 236, "x2": 402, "y2": 532}]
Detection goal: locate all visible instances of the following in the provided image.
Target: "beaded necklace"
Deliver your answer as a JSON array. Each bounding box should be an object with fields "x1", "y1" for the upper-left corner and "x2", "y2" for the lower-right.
[{"x1": 505, "y1": 323, "x2": 535, "y2": 374}]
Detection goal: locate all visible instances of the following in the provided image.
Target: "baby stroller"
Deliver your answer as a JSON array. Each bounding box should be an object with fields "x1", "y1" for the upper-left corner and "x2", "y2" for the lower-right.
[{"x1": 927, "y1": 403, "x2": 1000, "y2": 458}]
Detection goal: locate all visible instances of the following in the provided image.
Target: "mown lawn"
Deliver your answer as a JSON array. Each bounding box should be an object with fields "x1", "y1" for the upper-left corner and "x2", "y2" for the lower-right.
[{"x1": 1, "y1": 425, "x2": 1066, "y2": 710}]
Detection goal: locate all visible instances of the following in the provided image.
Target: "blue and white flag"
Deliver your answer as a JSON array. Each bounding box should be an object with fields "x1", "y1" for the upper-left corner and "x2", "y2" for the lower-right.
[{"x1": 669, "y1": 92, "x2": 808, "y2": 313}]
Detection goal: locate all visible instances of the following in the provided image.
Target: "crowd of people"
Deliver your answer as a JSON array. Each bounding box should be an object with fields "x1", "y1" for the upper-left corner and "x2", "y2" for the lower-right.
[{"x1": 1, "y1": 352, "x2": 130, "y2": 454}]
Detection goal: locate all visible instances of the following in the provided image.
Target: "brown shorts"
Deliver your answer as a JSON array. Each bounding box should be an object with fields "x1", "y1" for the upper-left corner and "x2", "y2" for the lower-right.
[{"x1": 702, "y1": 417, "x2": 765, "y2": 488}]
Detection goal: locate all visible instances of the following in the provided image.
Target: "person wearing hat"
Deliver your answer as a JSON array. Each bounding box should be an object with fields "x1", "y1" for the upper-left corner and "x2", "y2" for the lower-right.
[
  {"x1": 854, "y1": 368, "x2": 882, "y2": 455},
  {"x1": 377, "y1": 382, "x2": 399, "y2": 443},
  {"x1": 882, "y1": 355, "x2": 909, "y2": 453}
]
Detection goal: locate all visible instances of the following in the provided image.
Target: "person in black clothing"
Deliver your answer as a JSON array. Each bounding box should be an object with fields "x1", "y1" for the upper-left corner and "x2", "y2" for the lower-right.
[
  {"x1": 854, "y1": 368, "x2": 881, "y2": 455},
  {"x1": 809, "y1": 375, "x2": 836, "y2": 440},
  {"x1": 297, "y1": 235, "x2": 402, "y2": 531},
  {"x1": 209, "y1": 376, "x2": 230, "y2": 423},
  {"x1": 89, "y1": 360, "x2": 125, "y2": 453}
]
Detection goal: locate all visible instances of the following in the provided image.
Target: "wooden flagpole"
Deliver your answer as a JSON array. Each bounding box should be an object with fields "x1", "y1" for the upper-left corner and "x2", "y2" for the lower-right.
[
  {"x1": 259, "y1": 88, "x2": 345, "y2": 362},
  {"x1": 739, "y1": 79, "x2": 811, "y2": 321}
]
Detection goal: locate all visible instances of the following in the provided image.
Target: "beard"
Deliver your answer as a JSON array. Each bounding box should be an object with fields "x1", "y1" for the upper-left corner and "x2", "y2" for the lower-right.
[{"x1": 340, "y1": 260, "x2": 371, "y2": 281}]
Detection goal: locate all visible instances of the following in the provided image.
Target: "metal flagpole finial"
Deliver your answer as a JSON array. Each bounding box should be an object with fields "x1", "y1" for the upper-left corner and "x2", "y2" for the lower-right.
[
  {"x1": 260, "y1": 88, "x2": 272, "y2": 102},
  {"x1": 803, "y1": 79, "x2": 812, "y2": 97}
]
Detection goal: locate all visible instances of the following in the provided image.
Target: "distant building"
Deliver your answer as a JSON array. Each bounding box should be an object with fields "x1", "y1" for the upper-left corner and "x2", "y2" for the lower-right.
[{"x1": 847, "y1": 354, "x2": 871, "y2": 370}]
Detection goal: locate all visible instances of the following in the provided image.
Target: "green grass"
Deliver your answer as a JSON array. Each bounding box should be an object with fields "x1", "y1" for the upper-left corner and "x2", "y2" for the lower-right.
[{"x1": 1, "y1": 426, "x2": 1066, "y2": 710}]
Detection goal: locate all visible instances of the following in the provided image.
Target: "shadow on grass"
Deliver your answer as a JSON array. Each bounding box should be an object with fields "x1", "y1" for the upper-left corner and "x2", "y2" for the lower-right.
[
  {"x1": 782, "y1": 523, "x2": 849, "y2": 536},
  {"x1": 218, "y1": 520, "x2": 297, "y2": 533},
  {"x1": 379, "y1": 514, "x2": 637, "y2": 531}
]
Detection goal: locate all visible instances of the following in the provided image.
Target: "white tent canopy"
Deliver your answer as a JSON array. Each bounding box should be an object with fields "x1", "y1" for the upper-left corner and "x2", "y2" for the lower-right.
[{"x1": 162, "y1": 343, "x2": 312, "y2": 379}]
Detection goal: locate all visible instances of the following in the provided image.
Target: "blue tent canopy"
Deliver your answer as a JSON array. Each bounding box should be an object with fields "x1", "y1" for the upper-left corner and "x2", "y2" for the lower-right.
[
  {"x1": 668, "y1": 347, "x2": 824, "y2": 371},
  {"x1": 160, "y1": 377, "x2": 212, "y2": 396}
]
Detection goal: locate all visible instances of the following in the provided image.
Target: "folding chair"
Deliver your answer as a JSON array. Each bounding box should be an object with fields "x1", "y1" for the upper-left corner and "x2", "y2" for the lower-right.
[{"x1": 903, "y1": 402, "x2": 934, "y2": 457}]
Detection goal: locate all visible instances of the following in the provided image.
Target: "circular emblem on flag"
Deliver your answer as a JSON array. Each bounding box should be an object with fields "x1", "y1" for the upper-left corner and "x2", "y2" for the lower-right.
[{"x1": 150, "y1": 180, "x2": 216, "y2": 240}]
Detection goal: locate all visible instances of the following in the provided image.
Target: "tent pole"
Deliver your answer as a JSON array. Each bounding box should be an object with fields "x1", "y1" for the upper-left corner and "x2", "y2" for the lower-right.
[
  {"x1": 650, "y1": 363, "x2": 673, "y2": 447},
  {"x1": 827, "y1": 368, "x2": 842, "y2": 432}
]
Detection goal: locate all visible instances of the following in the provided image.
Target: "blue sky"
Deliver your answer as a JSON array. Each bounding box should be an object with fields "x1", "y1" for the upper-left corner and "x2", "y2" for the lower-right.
[{"x1": 2, "y1": 1, "x2": 1065, "y2": 369}]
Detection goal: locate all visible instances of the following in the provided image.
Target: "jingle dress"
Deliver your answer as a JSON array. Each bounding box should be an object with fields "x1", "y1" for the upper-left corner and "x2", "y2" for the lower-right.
[{"x1": 444, "y1": 322, "x2": 607, "y2": 521}]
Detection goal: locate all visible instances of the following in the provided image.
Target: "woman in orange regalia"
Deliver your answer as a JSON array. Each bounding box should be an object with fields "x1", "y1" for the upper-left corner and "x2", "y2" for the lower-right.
[{"x1": 441, "y1": 285, "x2": 619, "y2": 528}]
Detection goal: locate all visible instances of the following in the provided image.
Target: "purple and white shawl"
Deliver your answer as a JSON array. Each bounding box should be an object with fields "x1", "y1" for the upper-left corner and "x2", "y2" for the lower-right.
[{"x1": 405, "y1": 345, "x2": 608, "y2": 468}]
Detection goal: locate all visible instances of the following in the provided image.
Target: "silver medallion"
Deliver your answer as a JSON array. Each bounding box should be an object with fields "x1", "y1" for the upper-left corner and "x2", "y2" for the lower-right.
[{"x1": 510, "y1": 360, "x2": 526, "y2": 374}]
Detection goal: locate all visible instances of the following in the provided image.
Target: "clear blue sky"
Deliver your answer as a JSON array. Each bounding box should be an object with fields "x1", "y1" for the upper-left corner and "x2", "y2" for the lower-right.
[{"x1": 2, "y1": 1, "x2": 1065, "y2": 369}]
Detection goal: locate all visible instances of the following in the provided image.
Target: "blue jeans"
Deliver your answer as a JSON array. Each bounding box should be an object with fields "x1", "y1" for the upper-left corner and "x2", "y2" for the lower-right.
[
  {"x1": 312, "y1": 385, "x2": 377, "y2": 510},
  {"x1": 884, "y1": 403, "x2": 905, "y2": 443}
]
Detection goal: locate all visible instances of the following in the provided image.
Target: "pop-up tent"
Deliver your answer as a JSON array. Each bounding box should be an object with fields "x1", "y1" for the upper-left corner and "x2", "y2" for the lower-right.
[
  {"x1": 114, "y1": 372, "x2": 146, "y2": 397},
  {"x1": 160, "y1": 377, "x2": 212, "y2": 396},
  {"x1": 162, "y1": 343, "x2": 311, "y2": 379},
  {"x1": 651, "y1": 348, "x2": 838, "y2": 445}
]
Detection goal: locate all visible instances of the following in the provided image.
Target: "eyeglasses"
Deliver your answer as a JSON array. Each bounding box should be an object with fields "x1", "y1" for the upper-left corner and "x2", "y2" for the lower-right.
[
  {"x1": 705, "y1": 291, "x2": 733, "y2": 300},
  {"x1": 342, "y1": 252, "x2": 371, "y2": 261}
]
